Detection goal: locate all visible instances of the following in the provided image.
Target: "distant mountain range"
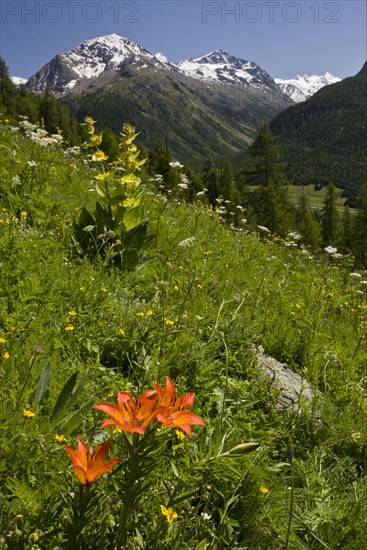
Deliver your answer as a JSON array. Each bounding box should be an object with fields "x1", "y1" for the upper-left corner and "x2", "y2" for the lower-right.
[
  {"x1": 13, "y1": 34, "x2": 362, "y2": 181},
  {"x1": 21, "y1": 34, "x2": 294, "y2": 164},
  {"x1": 15, "y1": 34, "x2": 340, "y2": 103}
]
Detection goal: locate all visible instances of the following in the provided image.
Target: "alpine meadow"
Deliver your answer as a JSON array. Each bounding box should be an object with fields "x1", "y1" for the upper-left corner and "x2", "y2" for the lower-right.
[{"x1": 0, "y1": 26, "x2": 367, "y2": 550}]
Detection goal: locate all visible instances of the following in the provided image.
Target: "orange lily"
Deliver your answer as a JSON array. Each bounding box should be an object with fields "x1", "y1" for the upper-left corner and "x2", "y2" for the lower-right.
[
  {"x1": 63, "y1": 439, "x2": 120, "y2": 485},
  {"x1": 154, "y1": 377, "x2": 205, "y2": 436},
  {"x1": 95, "y1": 389, "x2": 157, "y2": 434}
]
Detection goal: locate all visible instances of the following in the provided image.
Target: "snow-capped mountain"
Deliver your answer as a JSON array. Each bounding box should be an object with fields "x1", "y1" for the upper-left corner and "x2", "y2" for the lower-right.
[
  {"x1": 11, "y1": 76, "x2": 28, "y2": 86},
  {"x1": 275, "y1": 73, "x2": 341, "y2": 102},
  {"x1": 177, "y1": 50, "x2": 280, "y2": 92},
  {"x1": 26, "y1": 34, "x2": 173, "y2": 95}
]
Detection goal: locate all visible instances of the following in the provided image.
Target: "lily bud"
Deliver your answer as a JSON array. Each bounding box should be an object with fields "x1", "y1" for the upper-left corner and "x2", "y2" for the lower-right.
[{"x1": 227, "y1": 442, "x2": 260, "y2": 455}]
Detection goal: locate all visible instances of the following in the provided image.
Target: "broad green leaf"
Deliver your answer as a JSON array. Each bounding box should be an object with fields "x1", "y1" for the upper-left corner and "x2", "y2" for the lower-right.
[
  {"x1": 122, "y1": 249, "x2": 139, "y2": 271},
  {"x1": 67, "y1": 368, "x2": 89, "y2": 410},
  {"x1": 123, "y1": 205, "x2": 143, "y2": 231},
  {"x1": 58, "y1": 401, "x2": 94, "y2": 435},
  {"x1": 34, "y1": 361, "x2": 51, "y2": 405},
  {"x1": 50, "y1": 372, "x2": 78, "y2": 424},
  {"x1": 37, "y1": 416, "x2": 51, "y2": 435}
]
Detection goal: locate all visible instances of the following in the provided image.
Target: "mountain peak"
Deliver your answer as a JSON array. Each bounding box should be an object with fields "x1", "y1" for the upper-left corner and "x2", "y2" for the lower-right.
[
  {"x1": 26, "y1": 33, "x2": 168, "y2": 95},
  {"x1": 275, "y1": 72, "x2": 341, "y2": 102},
  {"x1": 177, "y1": 50, "x2": 278, "y2": 91}
]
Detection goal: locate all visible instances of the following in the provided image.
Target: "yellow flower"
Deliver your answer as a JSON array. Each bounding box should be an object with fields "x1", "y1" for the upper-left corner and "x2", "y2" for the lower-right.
[
  {"x1": 176, "y1": 430, "x2": 185, "y2": 440},
  {"x1": 113, "y1": 427, "x2": 123, "y2": 434},
  {"x1": 0, "y1": 337, "x2": 6, "y2": 344},
  {"x1": 55, "y1": 434, "x2": 66, "y2": 443},
  {"x1": 137, "y1": 312, "x2": 145, "y2": 318},
  {"x1": 160, "y1": 505, "x2": 178, "y2": 523},
  {"x1": 92, "y1": 149, "x2": 108, "y2": 162},
  {"x1": 119, "y1": 329, "x2": 125, "y2": 336},
  {"x1": 101, "y1": 287, "x2": 108, "y2": 293},
  {"x1": 65, "y1": 324, "x2": 74, "y2": 331},
  {"x1": 197, "y1": 283, "x2": 203, "y2": 289},
  {"x1": 259, "y1": 485, "x2": 269, "y2": 494},
  {"x1": 290, "y1": 311, "x2": 296, "y2": 316},
  {"x1": 68, "y1": 310, "x2": 77, "y2": 316},
  {"x1": 32, "y1": 533, "x2": 40, "y2": 542},
  {"x1": 165, "y1": 319, "x2": 174, "y2": 326},
  {"x1": 146, "y1": 309, "x2": 153, "y2": 316},
  {"x1": 2, "y1": 351, "x2": 9, "y2": 359},
  {"x1": 166, "y1": 261, "x2": 173, "y2": 268},
  {"x1": 352, "y1": 431, "x2": 361, "y2": 442},
  {"x1": 23, "y1": 409, "x2": 36, "y2": 418},
  {"x1": 173, "y1": 285, "x2": 180, "y2": 292},
  {"x1": 80, "y1": 286, "x2": 86, "y2": 292},
  {"x1": 95, "y1": 171, "x2": 113, "y2": 181},
  {"x1": 69, "y1": 163, "x2": 76, "y2": 169},
  {"x1": 20, "y1": 211, "x2": 27, "y2": 218},
  {"x1": 84, "y1": 116, "x2": 96, "y2": 126}
]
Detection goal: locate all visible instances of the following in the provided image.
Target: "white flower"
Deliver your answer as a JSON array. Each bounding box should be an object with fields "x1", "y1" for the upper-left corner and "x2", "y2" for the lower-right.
[
  {"x1": 178, "y1": 237, "x2": 195, "y2": 248},
  {"x1": 350, "y1": 272, "x2": 362, "y2": 278},
  {"x1": 324, "y1": 246, "x2": 338, "y2": 254},
  {"x1": 196, "y1": 191, "x2": 206, "y2": 196},
  {"x1": 27, "y1": 160, "x2": 37, "y2": 167},
  {"x1": 258, "y1": 225, "x2": 270, "y2": 233},
  {"x1": 177, "y1": 183, "x2": 189, "y2": 190},
  {"x1": 169, "y1": 160, "x2": 183, "y2": 169}
]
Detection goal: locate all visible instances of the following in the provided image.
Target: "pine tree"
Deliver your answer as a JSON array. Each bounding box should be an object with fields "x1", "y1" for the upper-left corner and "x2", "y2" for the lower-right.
[
  {"x1": 320, "y1": 183, "x2": 341, "y2": 247},
  {"x1": 296, "y1": 191, "x2": 321, "y2": 250},
  {"x1": 201, "y1": 155, "x2": 218, "y2": 207},
  {"x1": 352, "y1": 183, "x2": 367, "y2": 267},
  {"x1": 247, "y1": 122, "x2": 287, "y2": 187},
  {"x1": 246, "y1": 123, "x2": 294, "y2": 234}
]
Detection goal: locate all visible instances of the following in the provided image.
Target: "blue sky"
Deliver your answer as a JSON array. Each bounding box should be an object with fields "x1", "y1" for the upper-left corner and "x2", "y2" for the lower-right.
[{"x1": 1, "y1": 0, "x2": 366, "y2": 79}]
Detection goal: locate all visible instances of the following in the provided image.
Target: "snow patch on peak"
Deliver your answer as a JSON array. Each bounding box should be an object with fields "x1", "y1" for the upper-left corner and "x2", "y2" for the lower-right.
[
  {"x1": 155, "y1": 52, "x2": 170, "y2": 64},
  {"x1": 11, "y1": 76, "x2": 28, "y2": 86}
]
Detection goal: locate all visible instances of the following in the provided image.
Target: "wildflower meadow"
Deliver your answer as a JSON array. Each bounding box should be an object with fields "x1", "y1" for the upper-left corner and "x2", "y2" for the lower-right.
[{"x1": 0, "y1": 117, "x2": 366, "y2": 549}]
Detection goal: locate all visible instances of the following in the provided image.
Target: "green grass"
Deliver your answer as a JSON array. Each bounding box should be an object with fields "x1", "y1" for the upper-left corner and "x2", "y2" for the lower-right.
[
  {"x1": 285, "y1": 184, "x2": 346, "y2": 210},
  {"x1": 0, "y1": 120, "x2": 366, "y2": 549}
]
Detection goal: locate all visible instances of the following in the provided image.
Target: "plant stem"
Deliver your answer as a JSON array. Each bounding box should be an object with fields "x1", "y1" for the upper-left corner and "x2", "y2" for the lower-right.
[{"x1": 285, "y1": 443, "x2": 295, "y2": 550}]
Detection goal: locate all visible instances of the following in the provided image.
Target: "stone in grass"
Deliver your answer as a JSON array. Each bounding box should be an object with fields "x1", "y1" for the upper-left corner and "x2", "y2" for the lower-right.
[{"x1": 254, "y1": 346, "x2": 319, "y2": 412}]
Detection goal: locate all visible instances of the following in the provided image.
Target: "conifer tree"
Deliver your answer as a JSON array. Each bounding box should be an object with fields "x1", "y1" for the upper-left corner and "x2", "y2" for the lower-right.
[
  {"x1": 320, "y1": 183, "x2": 341, "y2": 247},
  {"x1": 296, "y1": 191, "x2": 321, "y2": 250},
  {"x1": 352, "y1": 183, "x2": 367, "y2": 267},
  {"x1": 201, "y1": 154, "x2": 218, "y2": 207},
  {"x1": 246, "y1": 123, "x2": 294, "y2": 234}
]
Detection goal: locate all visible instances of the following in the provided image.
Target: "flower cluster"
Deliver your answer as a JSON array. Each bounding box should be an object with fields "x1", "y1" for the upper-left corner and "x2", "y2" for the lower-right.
[
  {"x1": 95, "y1": 376, "x2": 205, "y2": 437},
  {"x1": 63, "y1": 377, "x2": 205, "y2": 485}
]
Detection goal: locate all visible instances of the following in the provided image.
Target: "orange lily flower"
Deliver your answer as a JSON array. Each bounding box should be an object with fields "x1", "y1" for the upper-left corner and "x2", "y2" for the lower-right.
[
  {"x1": 154, "y1": 377, "x2": 205, "y2": 436},
  {"x1": 95, "y1": 389, "x2": 157, "y2": 434},
  {"x1": 63, "y1": 439, "x2": 120, "y2": 485}
]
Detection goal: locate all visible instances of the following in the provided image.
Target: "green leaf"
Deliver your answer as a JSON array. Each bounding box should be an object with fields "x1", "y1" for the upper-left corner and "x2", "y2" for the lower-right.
[
  {"x1": 34, "y1": 361, "x2": 51, "y2": 405},
  {"x1": 170, "y1": 460, "x2": 180, "y2": 478},
  {"x1": 37, "y1": 416, "x2": 51, "y2": 435},
  {"x1": 50, "y1": 372, "x2": 78, "y2": 424},
  {"x1": 123, "y1": 205, "x2": 143, "y2": 231},
  {"x1": 124, "y1": 219, "x2": 149, "y2": 250},
  {"x1": 67, "y1": 368, "x2": 89, "y2": 410},
  {"x1": 58, "y1": 401, "x2": 94, "y2": 435},
  {"x1": 122, "y1": 249, "x2": 139, "y2": 271}
]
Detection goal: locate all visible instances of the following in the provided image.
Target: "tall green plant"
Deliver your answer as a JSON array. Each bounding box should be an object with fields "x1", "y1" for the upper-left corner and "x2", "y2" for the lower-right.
[{"x1": 73, "y1": 117, "x2": 153, "y2": 270}]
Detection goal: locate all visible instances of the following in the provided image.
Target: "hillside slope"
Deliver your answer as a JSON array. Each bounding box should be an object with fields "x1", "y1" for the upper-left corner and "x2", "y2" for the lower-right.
[{"x1": 270, "y1": 63, "x2": 367, "y2": 200}]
